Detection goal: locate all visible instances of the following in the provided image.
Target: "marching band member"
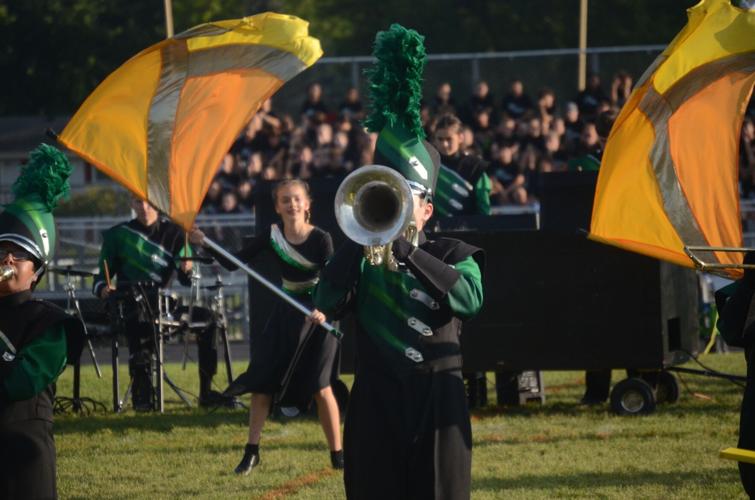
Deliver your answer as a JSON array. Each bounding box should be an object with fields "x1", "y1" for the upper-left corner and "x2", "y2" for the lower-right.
[
  {"x1": 93, "y1": 197, "x2": 221, "y2": 409},
  {"x1": 189, "y1": 178, "x2": 343, "y2": 474},
  {"x1": 432, "y1": 113, "x2": 491, "y2": 218},
  {"x1": 0, "y1": 145, "x2": 84, "y2": 499},
  {"x1": 314, "y1": 25, "x2": 484, "y2": 500}
]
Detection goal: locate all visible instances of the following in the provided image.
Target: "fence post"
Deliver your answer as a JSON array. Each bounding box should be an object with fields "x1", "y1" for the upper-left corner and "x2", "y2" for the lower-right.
[
  {"x1": 351, "y1": 61, "x2": 360, "y2": 90},
  {"x1": 471, "y1": 58, "x2": 480, "y2": 87}
]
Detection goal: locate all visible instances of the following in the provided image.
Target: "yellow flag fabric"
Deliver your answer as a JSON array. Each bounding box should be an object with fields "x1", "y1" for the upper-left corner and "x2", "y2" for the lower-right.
[
  {"x1": 59, "y1": 12, "x2": 322, "y2": 230},
  {"x1": 590, "y1": 0, "x2": 755, "y2": 275}
]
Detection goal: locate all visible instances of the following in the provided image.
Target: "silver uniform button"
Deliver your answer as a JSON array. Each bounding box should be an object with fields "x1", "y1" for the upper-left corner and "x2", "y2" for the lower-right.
[
  {"x1": 407, "y1": 316, "x2": 432, "y2": 336},
  {"x1": 410, "y1": 288, "x2": 440, "y2": 310},
  {"x1": 404, "y1": 347, "x2": 424, "y2": 363}
]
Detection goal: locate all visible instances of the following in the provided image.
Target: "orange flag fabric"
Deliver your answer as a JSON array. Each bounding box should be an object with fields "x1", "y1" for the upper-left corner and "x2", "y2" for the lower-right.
[
  {"x1": 590, "y1": 0, "x2": 755, "y2": 276},
  {"x1": 59, "y1": 13, "x2": 322, "y2": 230}
]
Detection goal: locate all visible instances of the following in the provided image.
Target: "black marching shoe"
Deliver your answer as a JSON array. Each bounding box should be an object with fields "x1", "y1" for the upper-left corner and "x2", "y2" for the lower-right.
[
  {"x1": 330, "y1": 449, "x2": 344, "y2": 470},
  {"x1": 200, "y1": 390, "x2": 241, "y2": 409},
  {"x1": 235, "y1": 444, "x2": 260, "y2": 475}
]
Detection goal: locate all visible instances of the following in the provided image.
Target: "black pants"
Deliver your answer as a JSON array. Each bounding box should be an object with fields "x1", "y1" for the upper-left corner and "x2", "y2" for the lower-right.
[
  {"x1": 741, "y1": 344, "x2": 755, "y2": 497},
  {"x1": 344, "y1": 367, "x2": 472, "y2": 500},
  {"x1": 0, "y1": 419, "x2": 57, "y2": 500},
  {"x1": 121, "y1": 302, "x2": 218, "y2": 407}
]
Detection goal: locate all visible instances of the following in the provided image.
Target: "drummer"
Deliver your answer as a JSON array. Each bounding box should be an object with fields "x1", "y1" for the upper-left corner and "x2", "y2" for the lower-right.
[{"x1": 92, "y1": 196, "x2": 222, "y2": 410}]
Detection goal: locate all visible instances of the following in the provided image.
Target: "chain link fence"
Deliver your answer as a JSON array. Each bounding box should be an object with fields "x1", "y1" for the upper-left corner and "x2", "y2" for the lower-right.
[{"x1": 272, "y1": 45, "x2": 666, "y2": 117}]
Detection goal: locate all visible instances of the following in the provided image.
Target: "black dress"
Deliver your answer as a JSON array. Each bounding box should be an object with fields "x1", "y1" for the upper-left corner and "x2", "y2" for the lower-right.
[{"x1": 213, "y1": 224, "x2": 336, "y2": 406}]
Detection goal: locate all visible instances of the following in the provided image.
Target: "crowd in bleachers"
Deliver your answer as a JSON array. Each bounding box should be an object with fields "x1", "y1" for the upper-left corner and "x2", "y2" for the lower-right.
[{"x1": 202, "y1": 73, "x2": 755, "y2": 214}]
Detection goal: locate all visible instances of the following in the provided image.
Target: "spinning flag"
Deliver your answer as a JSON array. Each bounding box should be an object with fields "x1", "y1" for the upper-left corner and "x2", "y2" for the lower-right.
[
  {"x1": 59, "y1": 12, "x2": 322, "y2": 230},
  {"x1": 589, "y1": 0, "x2": 755, "y2": 276}
]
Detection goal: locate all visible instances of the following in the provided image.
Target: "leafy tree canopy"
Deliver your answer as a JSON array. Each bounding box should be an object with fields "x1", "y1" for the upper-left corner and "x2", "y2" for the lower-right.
[{"x1": 0, "y1": 0, "x2": 692, "y2": 116}]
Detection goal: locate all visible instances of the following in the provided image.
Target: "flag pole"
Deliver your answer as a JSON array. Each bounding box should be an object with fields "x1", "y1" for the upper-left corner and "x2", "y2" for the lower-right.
[{"x1": 202, "y1": 237, "x2": 343, "y2": 340}]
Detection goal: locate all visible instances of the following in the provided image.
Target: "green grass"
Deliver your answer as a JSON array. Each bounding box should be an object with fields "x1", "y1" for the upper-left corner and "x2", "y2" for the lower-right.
[{"x1": 55, "y1": 353, "x2": 748, "y2": 499}]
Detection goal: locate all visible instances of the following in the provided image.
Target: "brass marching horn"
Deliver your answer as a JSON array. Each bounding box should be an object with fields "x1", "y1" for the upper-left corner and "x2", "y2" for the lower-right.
[{"x1": 334, "y1": 165, "x2": 416, "y2": 271}]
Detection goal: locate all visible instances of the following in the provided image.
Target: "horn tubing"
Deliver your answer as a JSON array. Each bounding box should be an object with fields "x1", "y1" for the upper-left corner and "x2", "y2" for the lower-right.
[{"x1": 203, "y1": 237, "x2": 342, "y2": 340}]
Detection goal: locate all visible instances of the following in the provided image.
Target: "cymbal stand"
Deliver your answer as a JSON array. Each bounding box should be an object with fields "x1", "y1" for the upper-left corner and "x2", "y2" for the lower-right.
[
  {"x1": 110, "y1": 298, "x2": 125, "y2": 412},
  {"x1": 182, "y1": 266, "x2": 202, "y2": 370},
  {"x1": 55, "y1": 274, "x2": 105, "y2": 414},
  {"x1": 155, "y1": 289, "x2": 192, "y2": 412},
  {"x1": 209, "y1": 275, "x2": 234, "y2": 385},
  {"x1": 64, "y1": 276, "x2": 102, "y2": 378}
]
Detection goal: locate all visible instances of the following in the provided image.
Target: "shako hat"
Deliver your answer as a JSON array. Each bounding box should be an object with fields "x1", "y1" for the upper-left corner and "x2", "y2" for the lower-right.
[
  {"x1": 364, "y1": 24, "x2": 440, "y2": 197},
  {"x1": 0, "y1": 144, "x2": 72, "y2": 266}
]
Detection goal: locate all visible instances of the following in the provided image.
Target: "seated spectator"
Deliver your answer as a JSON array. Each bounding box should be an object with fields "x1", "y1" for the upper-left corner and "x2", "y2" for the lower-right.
[
  {"x1": 202, "y1": 180, "x2": 223, "y2": 214},
  {"x1": 537, "y1": 87, "x2": 557, "y2": 126},
  {"x1": 316, "y1": 122, "x2": 334, "y2": 149},
  {"x1": 575, "y1": 73, "x2": 608, "y2": 120},
  {"x1": 334, "y1": 131, "x2": 357, "y2": 171},
  {"x1": 471, "y1": 108, "x2": 496, "y2": 158},
  {"x1": 431, "y1": 82, "x2": 457, "y2": 117},
  {"x1": 520, "y1": 147, "x2": 543, "y2": 200},
  {"x1": 216, "y1": 153, "x2": 240, "y2": 190},
  {"x1": 563, "y1": 101, "x2": 583, "y2": 151},
  {"x1": 543, "y1": 131, "x2": 569, "y2": 170},
  {"x1": 495, "y1": 116, "x2": 518, "y2": 144},
  {"x1": 463, "y1": 80, "x2": 496, "y2": 124},
  {"x1": 610, "y1": 70, "x2": 633, "y2": 109},
  {"x1": 339, "y1": 87, "x2": 364, "y2": 121},
  {"x1": 489, "y1": 141, "x2": 527, "y2": 206},
  {"x1": 259, "y1": 98, "x2": 281, "y2": 128},
  {"x1": 538, "y1": 156, "x2": 555, "y2": 174},
  {"x1": 551, "y1": 116, "x2": 567, "y2": 140},
  {"x1": 237, "y1": 180, "x2": 255, "y2": 213},
  {"x1": 240, "y1": 152, "x2": 263, "y2": 181},
  {"x1": 311, "y1": 145, "x2": 335, "y2": 178},
  {"x1": 421, "y1": 102, "x2": 434, "y2": 136},
  {"x1": 261, "y1": 165, "x2": 279, "y2": 181},
  {"x1": 220, "y1": 191, "x2": 243, "y2": 215},
  {"x1": 520, "y1": 117, "x2": 546, "y2": 154},
  {"x1": 289, "y1": 145, "x2": 314, "y2": 179},
  {"x1": 301, "y1": 82, "x2": 329, "y2": 123},
  {"x1": 231, "y1": 115, "x2": 266, "y2": 163},
  {"x1": 567, "y1": 122, "x2": 602, "y2": 172},
  {"x1": 501, "y1": 79, "x2": 533, "y2": 119},
  {"x1": 461, "y1": 124, "x2": 481, "y2": 156}
]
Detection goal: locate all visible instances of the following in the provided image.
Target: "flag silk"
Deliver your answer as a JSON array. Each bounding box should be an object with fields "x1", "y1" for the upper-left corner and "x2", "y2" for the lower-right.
[
  {"x1": 590, "y1": 0, "x2": 755, "y2": 276},
  {"x1": 59, "y1": 12, "x2": 322, "y2": 230}
]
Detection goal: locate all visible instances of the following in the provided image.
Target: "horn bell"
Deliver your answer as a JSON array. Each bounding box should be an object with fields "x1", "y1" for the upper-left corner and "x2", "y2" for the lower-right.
[{"x1": 334, "y1": 165, "x2": 414, "y2": 247}]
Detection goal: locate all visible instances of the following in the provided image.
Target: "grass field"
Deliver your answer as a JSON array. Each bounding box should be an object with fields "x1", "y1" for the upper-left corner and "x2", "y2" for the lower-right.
[{"x1": 54, "y1": 353, "x2": 748, "y2": 499}]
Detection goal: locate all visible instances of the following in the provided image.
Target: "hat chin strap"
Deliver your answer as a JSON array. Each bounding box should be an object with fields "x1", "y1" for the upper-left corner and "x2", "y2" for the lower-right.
[{"x1": 32, "y1": 260, "x2": 47, "y2": 280}]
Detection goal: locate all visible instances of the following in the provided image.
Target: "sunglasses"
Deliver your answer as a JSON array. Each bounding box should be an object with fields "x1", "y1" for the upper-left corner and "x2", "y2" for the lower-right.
[{"x1": 0, "y1": 248, "x2": 35, "y2": 261}]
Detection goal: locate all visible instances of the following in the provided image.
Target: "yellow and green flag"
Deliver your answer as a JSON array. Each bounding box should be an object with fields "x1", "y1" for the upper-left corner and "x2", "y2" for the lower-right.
[
  {"x1": 590, "y1": 0, "x2": 755, "y2": 276},
  {"x1": 59, "y1": 12, "x2": 322, "y2": 230}
]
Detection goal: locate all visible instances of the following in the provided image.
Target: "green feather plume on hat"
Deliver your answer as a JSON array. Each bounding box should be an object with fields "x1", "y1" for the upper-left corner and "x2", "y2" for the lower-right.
[
  {"x1": 363, "y1": 24, "x2": 427, "y2": 138},
  {"x1": 12, "y1": 143, "x2": 72, "y2": 210}
]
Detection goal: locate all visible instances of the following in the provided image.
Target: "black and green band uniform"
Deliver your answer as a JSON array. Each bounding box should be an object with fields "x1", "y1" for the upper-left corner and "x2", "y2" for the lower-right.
[
  {"x1": 213, "y1": 224, "x2": 338, "y2": 407},
  {"x1": 0, "y1": 291, "x2": 84, "y2": 500},
  {"x1": 92, "y1": 217, "x2": 217, "y2": 408},
  {"x1": 434, "y1": 152, "x2": 491, "y2": 218},
  {"x1": 314, "y1": 232, "x2": 484, "y2": 500}
]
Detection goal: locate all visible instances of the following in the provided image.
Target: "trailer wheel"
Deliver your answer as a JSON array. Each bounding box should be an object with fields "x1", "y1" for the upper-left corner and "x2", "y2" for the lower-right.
[
  {"x1": 610, "y1": 378, "x2": 656, "y2": 415},
  {"x1": 655, "y1": 371, "x2": 680, "y2": 404}
]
